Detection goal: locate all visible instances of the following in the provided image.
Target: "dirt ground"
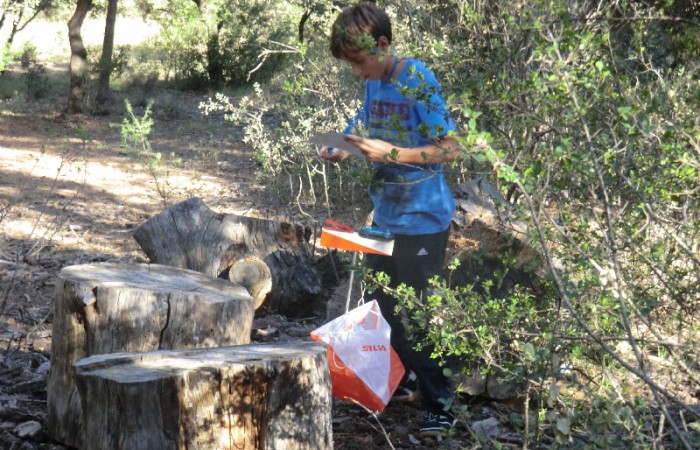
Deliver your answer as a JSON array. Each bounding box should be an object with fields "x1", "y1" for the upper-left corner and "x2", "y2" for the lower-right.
[{"x1": 0, "y1": 60, "x2": 513, "y2": 449}]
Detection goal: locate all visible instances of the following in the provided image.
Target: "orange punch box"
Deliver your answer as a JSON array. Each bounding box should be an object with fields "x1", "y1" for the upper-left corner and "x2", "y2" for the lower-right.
[{"x1": 320, "y1": 221, "x2": 393, "y2": 256}]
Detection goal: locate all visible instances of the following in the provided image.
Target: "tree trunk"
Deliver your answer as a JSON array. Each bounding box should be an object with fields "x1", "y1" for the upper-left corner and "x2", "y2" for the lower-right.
[
  {"x1": 133, "y1": 198, "x2": 323, "y2": 317},
  {"x1": 206, "y1": 27, "x2": 224, "y2": 88},
  {"x1": 95, "y1": 0, "x2": 119, "y2": 106},
  {"x1": 47, "y1": 262, "x2": 255, "y2": 449},
  {"x1": 298, "y1": 9, "x2": 312, "y2": 43},
  {"x1": 66, "y1": 0, "x2": 93, "y2": 115},
  {"x1": 74, "y1": 343, "x2": 333, "y2": 450}
]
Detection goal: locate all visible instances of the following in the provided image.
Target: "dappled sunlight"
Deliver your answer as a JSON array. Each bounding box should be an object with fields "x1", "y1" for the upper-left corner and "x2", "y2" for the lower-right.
[
  {"x1": 13, "y1": 18, "x2": 161, "y2": 61},
  {"x1": 0, "y1": 140, "x2": 245, "y2": 260}
]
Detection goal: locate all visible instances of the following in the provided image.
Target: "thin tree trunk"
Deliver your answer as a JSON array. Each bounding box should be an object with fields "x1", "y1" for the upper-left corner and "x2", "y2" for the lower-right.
[
  {"x1": 65, "y1": 0, "x2": 93, "y2": 115},
  {"x1": 298, "y1": 9, "x2": 311, "y2": 43},
  {"x1": 95, "y1": 0, "x2": 118, "y2": 106},
  {"x1": 206, "y1": 22, "x2": 224, "y2": 88}
]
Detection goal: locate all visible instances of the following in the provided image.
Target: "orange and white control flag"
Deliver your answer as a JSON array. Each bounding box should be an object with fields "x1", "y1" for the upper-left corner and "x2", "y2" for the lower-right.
[
  {"x1": 320, "y1": 227, "x2": 394, "y2": 255},
  {"x1": 310, "y1": 300, "x2": 404, "y2": 412}
]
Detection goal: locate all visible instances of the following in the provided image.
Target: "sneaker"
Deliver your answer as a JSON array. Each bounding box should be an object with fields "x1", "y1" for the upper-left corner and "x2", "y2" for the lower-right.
[
  {"x1": 392, "y1": 370, "x2": 419, "y2": 402},
  {"x1": 418, "y1": 411, "x2": 453, "y2": 437}
]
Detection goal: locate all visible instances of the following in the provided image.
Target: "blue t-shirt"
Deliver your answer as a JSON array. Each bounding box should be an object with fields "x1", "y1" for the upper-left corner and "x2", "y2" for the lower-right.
[{"x1": 346, "y1": 59, "x2": 456, "y2": 235}]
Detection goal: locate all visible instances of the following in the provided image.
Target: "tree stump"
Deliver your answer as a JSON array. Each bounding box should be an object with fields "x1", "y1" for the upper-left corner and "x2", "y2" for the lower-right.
[
  {"x1": 47, "y1": 262, "x2": 255, "y2": 449},
  {"x1": 449, "y1": 178, "x2": 546, "y2": 297},
  {"x1": 73, "y1": 342, "x2": 332, "y2": 450},
  {"x1": 133, "y1": 197, "x2": 323, "y2": 317}
]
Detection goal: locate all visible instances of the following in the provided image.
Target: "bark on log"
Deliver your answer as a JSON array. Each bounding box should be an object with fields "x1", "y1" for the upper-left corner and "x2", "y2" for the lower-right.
[
  {"x1": 47, "y1": 262, "x2": 255, "y2": 449},
  {"x1": 133, "y1": 198, "x2": 322, "y2": 317},
  {"x1": 73, "y1": 343, "x2": 332, "y2": 450},
  {"x1": 449, "y1": 178, "x2": 546, "y2": 297}
]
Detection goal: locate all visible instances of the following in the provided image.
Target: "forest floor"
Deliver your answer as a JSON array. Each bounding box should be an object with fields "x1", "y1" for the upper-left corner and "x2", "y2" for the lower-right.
[{"x1": 0, "y1": 59, "x2": 521, "y2": 449}]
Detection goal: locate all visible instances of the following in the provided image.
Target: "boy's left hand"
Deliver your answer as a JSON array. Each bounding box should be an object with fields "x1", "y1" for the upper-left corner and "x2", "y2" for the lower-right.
[{"x1": 318, "y1": 146, "x2": 349, "y2": 162}]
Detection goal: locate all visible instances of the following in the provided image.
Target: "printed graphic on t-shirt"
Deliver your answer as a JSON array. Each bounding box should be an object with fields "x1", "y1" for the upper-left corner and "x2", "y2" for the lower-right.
[
  {"x1": 368, "y1": 99, "x2": 413, "y2": 147},
  {"x1": 369, "y1": 100, "x2": 410, "y2": 120}
]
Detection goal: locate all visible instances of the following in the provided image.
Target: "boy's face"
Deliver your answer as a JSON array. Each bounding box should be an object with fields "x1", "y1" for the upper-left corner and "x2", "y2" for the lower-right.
[{"x1": 342, "y1": 36, "x2": 391, "y2": 81}]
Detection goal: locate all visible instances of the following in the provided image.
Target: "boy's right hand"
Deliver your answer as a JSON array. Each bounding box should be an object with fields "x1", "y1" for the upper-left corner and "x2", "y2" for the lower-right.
[{"x1": 318, "y1": 146, "x2": 349, "y2": 162}]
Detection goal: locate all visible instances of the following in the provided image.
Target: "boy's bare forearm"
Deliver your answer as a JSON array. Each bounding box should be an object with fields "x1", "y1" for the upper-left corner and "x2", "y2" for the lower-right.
[
  {"x1": 419, "y1": 136, "x2": 462, "y2": 163},
  {"x1": 346, "y1": 135, "x2": 461, "y2": 164}
]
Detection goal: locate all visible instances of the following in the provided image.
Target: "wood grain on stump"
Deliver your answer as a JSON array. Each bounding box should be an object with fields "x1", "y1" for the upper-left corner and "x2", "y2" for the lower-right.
[
  {"x1": 47, "y1": 262, "x2": 255, "y2": 449},
  {"x1": 74, "y1": 342, "x2": 332, "y2": 450}
]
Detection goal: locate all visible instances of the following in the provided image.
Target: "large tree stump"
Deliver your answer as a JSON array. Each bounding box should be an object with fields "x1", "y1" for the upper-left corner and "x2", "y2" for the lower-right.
[
  {"x1": 449, "y1": 178, "x2": 546, "y2": 297},
  {"x1": 47, "y1": 262, "x2": 255, "y2": 449},
  {"x1": 133, "y1": 198, "x2": 323, "y2": 317},
  {"x1": 73, "y1": 342, "x2": 332, "y2": 450}
]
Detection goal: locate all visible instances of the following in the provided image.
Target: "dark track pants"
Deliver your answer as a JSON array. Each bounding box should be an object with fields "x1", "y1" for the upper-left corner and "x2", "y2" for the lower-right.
[{"x1": 365, "y1": 228, "x2": 452, "y2": 414}]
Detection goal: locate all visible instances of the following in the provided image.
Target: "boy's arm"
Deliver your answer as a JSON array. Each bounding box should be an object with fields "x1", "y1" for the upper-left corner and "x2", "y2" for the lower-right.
[{"x1": 345, "y1": 134, "x2": 461, "y2": 164}]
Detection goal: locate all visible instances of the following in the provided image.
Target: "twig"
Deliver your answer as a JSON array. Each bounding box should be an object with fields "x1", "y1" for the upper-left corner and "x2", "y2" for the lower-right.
[
  {"x1": 247, "y1": 41, "x2": 301, "y2": 80},
  {"x1": 655, "y1": 413, "x2": 665, "y2": 449},
  {"x1": 348, "y1": 398, "x2": 396, "y2": 450},
  {"x1": 523, "y1": 382, "x2": 530, "y2": 450}
]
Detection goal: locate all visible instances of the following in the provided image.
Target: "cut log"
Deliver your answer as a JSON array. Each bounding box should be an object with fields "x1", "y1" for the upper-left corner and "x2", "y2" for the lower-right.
[
  {"x1": 133, "y1": 198, "x2": 323, "y2": 317},
  {"x1": 47, "y1": 262, "x2": 255, "y2": 449},
  {"x1": 449, "y1": 178, "x2": 546, "y2": 298},
  {"x1": 73, "y1": 342, "x2": 332, "y2": 450},
  {"x1": 228, "y1": 255, "x2": 272, "y2": 309}
]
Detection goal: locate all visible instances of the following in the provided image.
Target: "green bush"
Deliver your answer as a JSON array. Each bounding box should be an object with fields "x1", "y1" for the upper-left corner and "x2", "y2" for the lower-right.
[
  {"x1": 402, "y1": 0, "x2": 699, "y2": 446},
  {"x1": 146, "y1": 0, "x2": 297, "y2": 90},
  {"x1": 201, "y1": 1, "x2": 375, "y2": 219},
  {"x1": 25, "y1": 64, "x2": 49, "y2": 99},
  {"x1": 0, "y1": 45, "x2": 10, "y2": 75},
  {"x1": 18, "y1": 42, "x2": 37, "y2": 68}
]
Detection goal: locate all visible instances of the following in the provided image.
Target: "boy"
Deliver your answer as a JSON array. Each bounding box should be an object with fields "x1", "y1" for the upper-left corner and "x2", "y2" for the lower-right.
[{"x1": 320, "y1": 1, "x2": 462, "y2": 437}]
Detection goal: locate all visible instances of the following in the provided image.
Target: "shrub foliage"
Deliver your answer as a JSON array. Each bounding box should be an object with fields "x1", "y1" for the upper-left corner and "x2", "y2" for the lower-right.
[{"x1": 206, "y1": 0, "x2": 698, "y2": 447}]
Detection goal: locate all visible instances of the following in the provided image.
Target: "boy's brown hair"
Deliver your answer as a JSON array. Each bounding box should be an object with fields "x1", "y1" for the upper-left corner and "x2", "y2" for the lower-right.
[{"x1": 330, "y1": 2, "x2": 392, "y2": 59}]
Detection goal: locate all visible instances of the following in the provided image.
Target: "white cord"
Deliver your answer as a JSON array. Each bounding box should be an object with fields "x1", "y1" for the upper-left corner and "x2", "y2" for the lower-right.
[{"x1": 344, "y1": 252, "x2": 357, "y2": 313}]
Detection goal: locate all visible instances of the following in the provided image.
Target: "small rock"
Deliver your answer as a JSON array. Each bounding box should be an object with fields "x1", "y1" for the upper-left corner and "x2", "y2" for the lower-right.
[
  {"x1": 470, "y1": 416, "x2": 500, "y2": 439},
  {"x1": 251, "y1": 326, "x2": 279, "y2": 342},
  {"x1": 14, "y1": 420, "x2": 43, "y2": 439},
  {"x1": 36, "y1": 360, "x2": 50, "y2": 375}
]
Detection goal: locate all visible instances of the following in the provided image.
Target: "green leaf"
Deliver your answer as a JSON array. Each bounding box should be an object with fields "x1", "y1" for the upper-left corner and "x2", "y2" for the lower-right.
[
  {"x1": 547, "y1": 382, "x2": 560, "y2": 408},
  {"x1": 556, "y1": 417, "x2": 571, "y2": 435},
  {"x1": 524, "y1": 343, "x2": 536, "y2": 360}
]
